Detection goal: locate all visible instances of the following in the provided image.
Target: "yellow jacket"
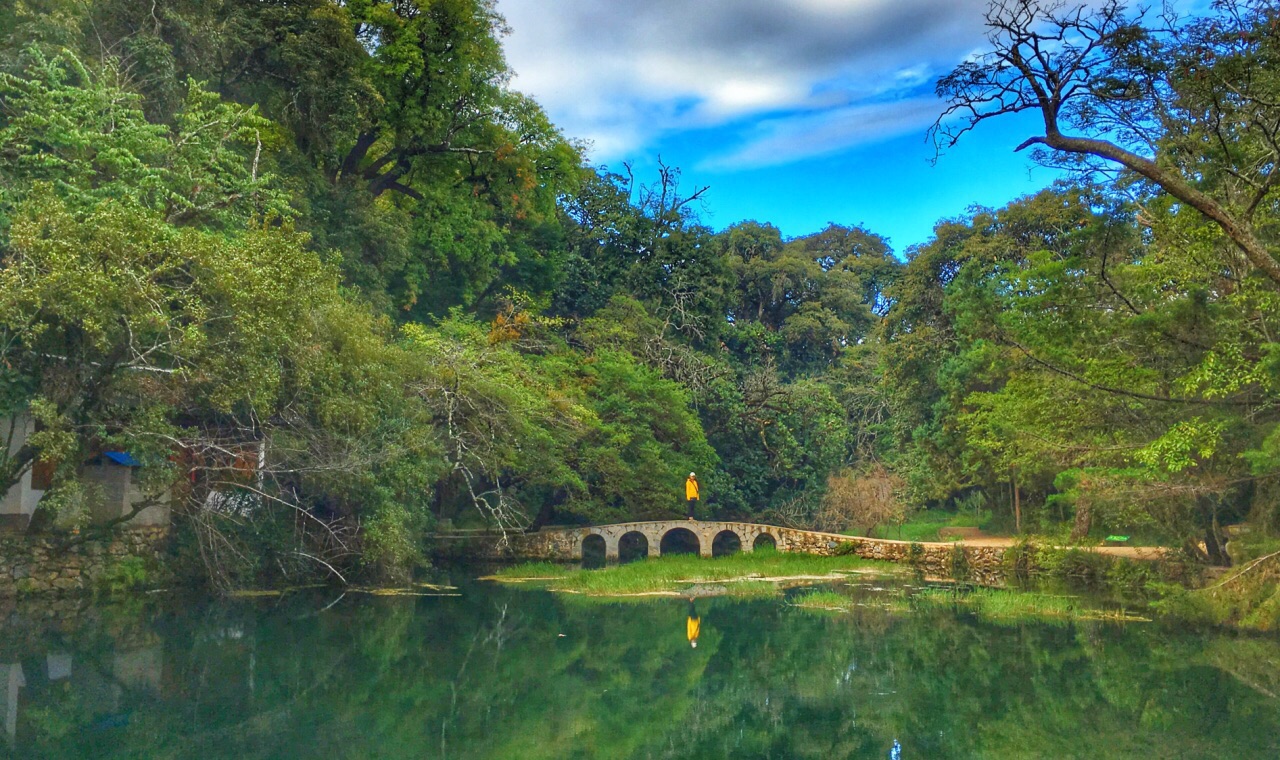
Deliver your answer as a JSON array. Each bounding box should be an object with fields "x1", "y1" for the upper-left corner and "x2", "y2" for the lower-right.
[
  {"x1": 685, "y1": 477, "x2": 700, "y2": 500},
  {"x1": 687, "y1": 615, "x2": 700, "y2": 642}
]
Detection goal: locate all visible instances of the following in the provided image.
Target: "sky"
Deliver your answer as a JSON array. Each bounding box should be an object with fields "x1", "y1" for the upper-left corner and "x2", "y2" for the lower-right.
[{"x1": 493, "y1": 0, "x2": 1064, "y2": 256}]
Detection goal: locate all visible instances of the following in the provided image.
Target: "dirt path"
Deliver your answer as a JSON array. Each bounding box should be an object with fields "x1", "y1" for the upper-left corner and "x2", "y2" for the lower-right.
[{"x1": 953, "y1": 536, "x2": 1168, "y2": 560}]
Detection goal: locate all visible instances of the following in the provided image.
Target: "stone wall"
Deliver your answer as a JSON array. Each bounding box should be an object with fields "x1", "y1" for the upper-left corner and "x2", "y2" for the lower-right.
[
  {"x1": 773, "y1": 531, "x2": 1008, "y2": 586},
  {"x1": 0, "y1": 528, "x2": 169, "y2": 598}
]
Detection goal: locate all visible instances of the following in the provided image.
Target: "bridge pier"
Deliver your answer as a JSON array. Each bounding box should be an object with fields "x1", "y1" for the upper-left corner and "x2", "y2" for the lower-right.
[{"x1": 604, "y1": 534, "x2": 620, "y2": 562}]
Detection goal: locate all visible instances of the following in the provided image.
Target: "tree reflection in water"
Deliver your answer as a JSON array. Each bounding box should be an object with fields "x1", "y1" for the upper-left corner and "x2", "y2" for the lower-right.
[{"x1": 0, "y1": 581, "x2": 1278, "y2": 759}]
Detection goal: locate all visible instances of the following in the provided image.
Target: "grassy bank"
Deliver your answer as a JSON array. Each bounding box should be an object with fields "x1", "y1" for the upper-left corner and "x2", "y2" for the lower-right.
[
  {"x1": 488, "y1": 551, "x2": 897, "y2": 596},
  {"x1": 788, "y1": 584, "x2": 1150, "y2": 623},
  {"x1": 913, "y1": 587, "x2": 1150, "y2": 623}
]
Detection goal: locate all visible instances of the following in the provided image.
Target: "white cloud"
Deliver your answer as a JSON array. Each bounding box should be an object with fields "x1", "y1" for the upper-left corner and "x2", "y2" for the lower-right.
[
  {"x1": 495, "y1": 0, "x2": 994, "y2": 163},
  {"x1": 700, "y1": 97, "x2": 943, "y2": 170}
]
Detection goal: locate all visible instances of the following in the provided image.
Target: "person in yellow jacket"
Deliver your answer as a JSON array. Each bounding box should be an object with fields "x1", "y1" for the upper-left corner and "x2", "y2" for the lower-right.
[
  {"x1": 686, "y1": 598, "x2": 700, "y2": 648},
  {"x1": 685, "y1": 472, "x2": 700, "y2": 520}
]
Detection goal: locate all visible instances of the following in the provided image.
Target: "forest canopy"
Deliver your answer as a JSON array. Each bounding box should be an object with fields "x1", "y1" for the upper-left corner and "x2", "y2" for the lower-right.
[{"x1": 0, "y1": 0, "x2": 1276, "y2": 587}]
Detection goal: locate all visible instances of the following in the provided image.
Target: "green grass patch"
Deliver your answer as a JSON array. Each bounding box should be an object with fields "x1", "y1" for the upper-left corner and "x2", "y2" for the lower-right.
[
  {"x1": 869, "y1": 509, "x2": 992, "y2": 542},
  {"x1": 488, "y1": 561, "x2": 567, "y2": 581},
  {"x1": 913, "y1": 587, "x2": 1148, "y2": 623},
  {"x1": 789, "y1": 589, "x2": 852, "y2": 611},
  {"x1": 488, "y1": 552, "x2": 894, "y2": 597}
]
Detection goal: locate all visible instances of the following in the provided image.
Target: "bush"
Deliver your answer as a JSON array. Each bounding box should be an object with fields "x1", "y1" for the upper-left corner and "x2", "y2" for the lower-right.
[
  {"x1": 1002, "y1": 539, "x2": 1036, "y2": 581},
  {"x1": 907, "y1": 542, "x2": 925, "y2": 574},
  {"x1": 1034, "y1": 546, "x2": 1111, "y2": 586},
  {"x1": 833, "y1": 541, "x2": 860, "y2": 557},
  {"x1": 1105, "y1": 557, "x2": 1158, "y2": 594},
  {"x1": 1149, "y1": 583, "x2": 1221, "y2": 626},
  {"x1": 96, "y1": 555, "x2": 150, "y2": 596},
  {"x1": 362, "y1": 500, "x2": 428, "y2": 583},
  {"x1": 818, "y1": 465, "x2": 904, "y2": 535},
  {"x1": 950, "y1": 545, "x2": 970, "y2": 583}
]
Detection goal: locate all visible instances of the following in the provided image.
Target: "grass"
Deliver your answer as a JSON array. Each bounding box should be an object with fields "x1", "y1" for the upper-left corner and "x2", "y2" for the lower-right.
[
  {"x1": 868, "y1": 509, "x2": 992, "y2": 542},
  {"x1": 489, "y1": 561, "x2": 565, "y2": 580},
  {"x1": 789, "y1": 589, "x2": 852, "y2": 611},
  {"x1": 913, "y1": 587, "x2": 1149, "y2": 623},
  {"x1": 488, "y1": 550, "x2": 895, "y2": 597}
]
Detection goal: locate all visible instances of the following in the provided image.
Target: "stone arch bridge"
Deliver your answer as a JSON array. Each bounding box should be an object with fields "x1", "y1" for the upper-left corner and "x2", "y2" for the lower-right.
[
  {"x1": 435, "y1": 521, "x2": 814, "y2": 562},
  {"x1": 432, "y1": 521, "x2": 1153, "y2": 589},
  {"x1": 434, "y1": 519, "x2": 997, "y2": 570},
  {"x1": 543, "y1": 521, "x2": 785, "y2": 561}
]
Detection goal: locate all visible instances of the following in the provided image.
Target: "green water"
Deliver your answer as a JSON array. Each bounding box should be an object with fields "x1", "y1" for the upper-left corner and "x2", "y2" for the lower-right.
[{"x1": 1, "y1": 574, "x2": 1278, "y2": 759}]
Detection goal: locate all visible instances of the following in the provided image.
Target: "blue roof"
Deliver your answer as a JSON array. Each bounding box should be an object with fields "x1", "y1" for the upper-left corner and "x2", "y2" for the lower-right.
[{"x1": 103, "y1": 451, "x2": 141, "y2": 467}]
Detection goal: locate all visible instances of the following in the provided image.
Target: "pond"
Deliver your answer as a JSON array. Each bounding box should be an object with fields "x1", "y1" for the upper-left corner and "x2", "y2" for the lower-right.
[{"x1": 1, "y1": 572, "x2": 1278, "y2": 759}]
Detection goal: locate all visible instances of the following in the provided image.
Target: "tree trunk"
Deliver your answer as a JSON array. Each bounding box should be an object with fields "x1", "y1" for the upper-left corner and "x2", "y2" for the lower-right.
[
  {"x1": 339, "y1": 131, "x2": 379, "y2": 181},
  {"x1": 1071, "y1": 497, "x2": 1092, "y2": 541},
  {"x1": 1013, "y1": 474, "x2": 1022, "y2": 535},
  {"x1": 1198, "y1": 496, "x2": 1230, "y2": 566}
]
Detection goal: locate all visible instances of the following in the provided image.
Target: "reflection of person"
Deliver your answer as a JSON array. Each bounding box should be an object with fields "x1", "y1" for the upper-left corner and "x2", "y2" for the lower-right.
[
  {"x1": 686, "y1": 598, "x2": 701, "y2": 648},
  {"x1": 685, "y1": 472, "x2": 700, "y2": 520}
]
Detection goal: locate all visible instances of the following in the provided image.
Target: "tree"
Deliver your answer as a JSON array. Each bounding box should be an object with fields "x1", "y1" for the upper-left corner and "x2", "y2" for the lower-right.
[
  {"x1": 0, "y1": 50, "x2": 287, "y2": 232},
  {"x1": 817, "y1": 465, "x2": 905, "y2": 535},
  {"x1": 933, "y1": 0, "x2": 1280, "y2": 286}
]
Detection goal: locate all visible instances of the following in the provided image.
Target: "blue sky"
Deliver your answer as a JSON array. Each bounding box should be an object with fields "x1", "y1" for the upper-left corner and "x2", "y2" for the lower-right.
[{"x1": 494, "y1": 0, "x2": 1064, "y2": 256}]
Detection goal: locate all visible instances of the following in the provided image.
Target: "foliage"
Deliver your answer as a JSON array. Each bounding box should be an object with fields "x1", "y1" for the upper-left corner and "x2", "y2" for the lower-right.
[
  {"x1": 950, "y1": 544, "x2": 971, "y2": 583},
  {"x1": 2, "y1": 0, "x2": 1280, "y2": 605},
  {"x1": 95, "y1": 554, "x2": 151, "y2": 596},
  {"x1": 817, "y1": 464, "x2": 904, "y2": 535},
  {"x1": 871, "y1": 508, "x2": 990, "y2": 542}
]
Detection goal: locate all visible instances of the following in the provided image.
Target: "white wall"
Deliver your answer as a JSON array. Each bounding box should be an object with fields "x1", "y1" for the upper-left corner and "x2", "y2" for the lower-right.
[{"x1": 1, "y1": 414, "x2": 44, "y2": 528}]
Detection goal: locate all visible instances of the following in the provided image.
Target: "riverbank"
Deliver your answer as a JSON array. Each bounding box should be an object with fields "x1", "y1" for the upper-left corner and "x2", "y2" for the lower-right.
[
  {"x1": 787, "y1": 586, "x2": 1151, "y2": 623},
  {"x1": 489, "y1": 551, "x2": 1167, "y2": 625}
]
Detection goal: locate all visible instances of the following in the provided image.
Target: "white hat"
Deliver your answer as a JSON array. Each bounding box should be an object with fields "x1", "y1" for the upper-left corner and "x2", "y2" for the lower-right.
[{"x1": 689, "y1": 472, "x2": 696, "y2": 477}]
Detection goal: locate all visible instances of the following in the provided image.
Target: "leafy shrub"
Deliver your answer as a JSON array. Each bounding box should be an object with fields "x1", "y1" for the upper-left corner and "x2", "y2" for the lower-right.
[
  {"x1": 1002, "y1": 539, "x2": 1036, "y2": 581},
  {"x1": 1034, "y1": 546, "x2": 1111, "y2": 586},
  {"x1": 1105, "y1": 557, "x2": 1158, "y2": 593},
  {"x1": 907, "y1": 542, "x2": 925, "y2": 574},
  {"x1": 362, "y1": 500, "x2": 429, "y2": 583},
  {"x1": 832, "y1": 541, "x2": 860, "y2": 556},
  {"x1": 96, "y1": 555, "x2": 150, "y2": 596},
  {"x1": 950, "y1": 545, "x2": 970, "y2": 583}
]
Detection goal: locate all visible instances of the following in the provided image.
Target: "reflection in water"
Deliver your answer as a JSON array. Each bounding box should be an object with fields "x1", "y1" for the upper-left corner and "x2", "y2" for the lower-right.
[
  {"x1": 0, "y1": 579, "x2": 1278, "y2": 759},
  {"x1": 0, "y1": 663, "x2": 22, "y2": 746}
]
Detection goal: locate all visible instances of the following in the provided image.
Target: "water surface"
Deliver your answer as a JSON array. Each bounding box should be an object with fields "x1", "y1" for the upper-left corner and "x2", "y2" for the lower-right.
[{"x1": 1, "y1": 575, "x2": 1278, "y2": 758}]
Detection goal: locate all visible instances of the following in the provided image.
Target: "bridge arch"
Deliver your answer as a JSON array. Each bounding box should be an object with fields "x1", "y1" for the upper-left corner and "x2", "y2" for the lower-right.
[
  {"x1": 581, "y1": 533, "x2": 606, "y2": 567},
  {"x1": 752, "y1": 532, "x2": 777, "y2": 551},
  {"x1": 659, "y1": 527, "x2": 702, "y2": 556},
  {"x1": 711, "y1": 529, "x2": 742, "y2": 557},
  {"x1": 618, "y1": 531, "x2": 649, "y2": 563}
]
